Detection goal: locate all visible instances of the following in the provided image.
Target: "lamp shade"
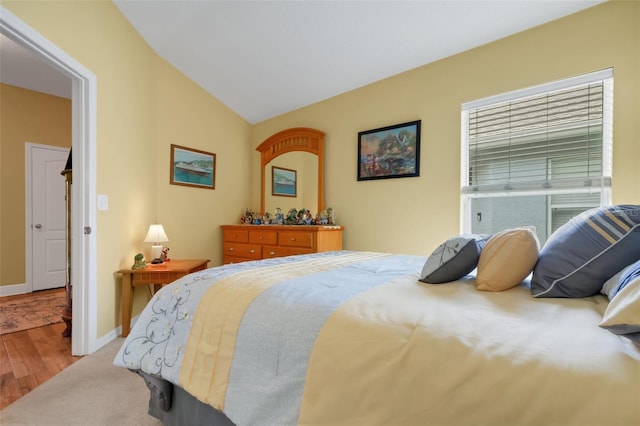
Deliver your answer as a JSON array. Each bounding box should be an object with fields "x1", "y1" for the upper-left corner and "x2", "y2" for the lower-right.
[{"x1": 144, "y1": 224, "x2": 169, "y2": 244}]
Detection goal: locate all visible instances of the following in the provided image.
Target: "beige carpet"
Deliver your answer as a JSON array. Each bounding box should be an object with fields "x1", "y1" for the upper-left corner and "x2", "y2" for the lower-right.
[{"x1": 0, "y1": 338, "x2": 161, "y2": 426}]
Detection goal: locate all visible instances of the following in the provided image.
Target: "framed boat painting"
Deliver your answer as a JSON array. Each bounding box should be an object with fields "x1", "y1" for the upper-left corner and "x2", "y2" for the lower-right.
[
  {"x1": 170, "y1": 144, "x2": 216, "y2": 189},
  {"x1": 272, "y1": 166, "x2": 297, "y2": 197},
  {"x1": 357, "y1": 120, "x2": 421, "y2": 181}
]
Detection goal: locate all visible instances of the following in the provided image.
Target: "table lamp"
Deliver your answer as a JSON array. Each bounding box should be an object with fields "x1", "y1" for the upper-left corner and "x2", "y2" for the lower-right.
[{"x1": 144, "y1": 224, "x2": 169, "y2": 262}]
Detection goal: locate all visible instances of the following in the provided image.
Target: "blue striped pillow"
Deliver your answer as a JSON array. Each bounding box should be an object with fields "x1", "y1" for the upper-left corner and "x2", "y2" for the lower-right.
[
  {"x1": 599, "y1": 261, "x2": 640, "y2": 344},
  {"x1": 531, "y1": 205, "x2": 640, "y2": 298}
]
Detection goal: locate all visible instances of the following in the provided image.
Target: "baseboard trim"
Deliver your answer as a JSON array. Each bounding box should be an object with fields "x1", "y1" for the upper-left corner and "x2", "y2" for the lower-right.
[
  {"x1": 0, "y1": 283, "x2": 29, "y2": 297},
  {"x1": 95, "y1": 313, "x2": 141, "y2": 352}
]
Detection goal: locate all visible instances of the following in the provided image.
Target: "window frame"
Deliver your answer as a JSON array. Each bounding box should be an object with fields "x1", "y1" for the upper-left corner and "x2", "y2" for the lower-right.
[{"x1": 460, "y1": 69, "x2": 613, "y2": 234}]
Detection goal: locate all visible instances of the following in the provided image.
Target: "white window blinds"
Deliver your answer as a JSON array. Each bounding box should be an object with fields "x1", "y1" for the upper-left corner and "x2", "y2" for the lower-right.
[{"x1": 462, "y1": 69, "x2": 613, "y2": 195}]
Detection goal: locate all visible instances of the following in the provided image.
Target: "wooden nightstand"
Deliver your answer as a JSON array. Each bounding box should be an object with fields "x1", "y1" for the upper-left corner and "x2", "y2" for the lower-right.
[{"x1": 117, "y1": 258, "x2": 209, "y2": 337}]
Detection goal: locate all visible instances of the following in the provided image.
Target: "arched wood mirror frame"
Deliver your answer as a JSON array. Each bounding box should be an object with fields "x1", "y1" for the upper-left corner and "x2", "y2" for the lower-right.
[{"x1": 256, "y1": 127, "x2": 325, "y2": 215}]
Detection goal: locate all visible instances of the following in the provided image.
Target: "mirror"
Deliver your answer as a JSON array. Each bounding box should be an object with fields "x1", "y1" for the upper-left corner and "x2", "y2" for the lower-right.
[
  {"x1": 265, "y1": 151, "x2": 318, "y2": 214},
  {"x1": 257, "y1": 127, "x2": 325, "y2": 216}
]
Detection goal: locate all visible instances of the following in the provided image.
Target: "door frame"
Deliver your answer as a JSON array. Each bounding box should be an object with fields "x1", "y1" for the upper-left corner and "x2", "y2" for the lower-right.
[
  {"x1": 26, "y1": 143, "x2": 70, "y2": 293},
  {"x1": 1, "y1": 7, "x2": 97, "y2": 355}
]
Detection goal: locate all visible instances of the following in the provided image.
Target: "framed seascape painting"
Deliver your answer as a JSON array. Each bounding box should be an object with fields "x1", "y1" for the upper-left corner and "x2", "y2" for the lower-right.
[
  {"x1": 170, "y1": 144, "x2": 216, "y2": 190},
  {"x1": 272, "y1": 166, "x2": 297, "y2": 197},
  {"x1": 357, "y1": 120, "x2": 421, "y2": 181}
]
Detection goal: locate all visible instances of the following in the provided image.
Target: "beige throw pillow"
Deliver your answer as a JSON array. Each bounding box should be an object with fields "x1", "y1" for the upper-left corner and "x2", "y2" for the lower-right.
[{"x1": 476, "y1": 227, "x2": 540, "y2": 292}]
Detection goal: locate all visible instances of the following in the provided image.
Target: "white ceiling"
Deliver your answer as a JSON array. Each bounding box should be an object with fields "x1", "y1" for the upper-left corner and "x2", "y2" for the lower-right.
[
  {"x1": 2, "y1": 1, "x2": 605, "y2": 124},
  {"x1": 0, "y1": 33, "x2": 72, "y2": 99}
]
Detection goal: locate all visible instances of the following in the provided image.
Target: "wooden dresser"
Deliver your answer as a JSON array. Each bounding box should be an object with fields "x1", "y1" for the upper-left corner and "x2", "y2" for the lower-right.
[{"x1": 221, "y1": 224, "x2": 343, "y2": 264}]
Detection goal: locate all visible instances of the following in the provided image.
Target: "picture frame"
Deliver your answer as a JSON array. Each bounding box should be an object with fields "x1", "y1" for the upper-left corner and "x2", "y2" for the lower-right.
[
  {"x1": 170, "y1": 144, "x2": 216, "y2": 190},
  {"x1": 357, "y1": 120, "x2": 421, "y2": 181},
  {"x1": 272, "y1": 166, "x2": 297, "y2": 197}
]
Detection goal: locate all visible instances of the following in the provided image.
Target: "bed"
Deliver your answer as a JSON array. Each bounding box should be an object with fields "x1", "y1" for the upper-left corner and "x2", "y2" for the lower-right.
[{"x1": 114, "y1": 206, "x2": 640, "y2": 426}]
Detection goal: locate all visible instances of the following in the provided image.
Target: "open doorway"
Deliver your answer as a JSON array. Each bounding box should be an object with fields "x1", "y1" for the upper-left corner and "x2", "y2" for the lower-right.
[{"x1": 1, "y1": 6, "x2": 97, "y2": 355}]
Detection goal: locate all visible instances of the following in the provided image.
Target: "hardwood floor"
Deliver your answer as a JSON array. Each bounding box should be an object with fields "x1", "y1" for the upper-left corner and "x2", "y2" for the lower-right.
[{"x1": 0, "y1": 295, "x2": 82, "y2": 410}]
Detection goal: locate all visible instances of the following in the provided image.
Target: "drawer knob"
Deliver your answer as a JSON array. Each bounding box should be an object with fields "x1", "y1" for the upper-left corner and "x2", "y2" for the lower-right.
[
  {"x1": 250, "y1": 249, "x2": 255, "y2": 253},
  {"x1": 290, "y1": 237, "x2": 296, "y2": 241},
  {"x1": 259, "y1": 236, "x2": 264, "y2": 240},
  {"x1": 269, "y1": 251, "x2": 275, "y2": 255},
  {"x1": 229, "y1": 247, "x2": 234, "y2": 251}
]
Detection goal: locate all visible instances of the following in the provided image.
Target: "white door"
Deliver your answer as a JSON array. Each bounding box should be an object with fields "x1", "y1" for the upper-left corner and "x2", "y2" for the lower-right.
[{"x1": 31, "y1": 145, "x2": 69, "y2": 291}]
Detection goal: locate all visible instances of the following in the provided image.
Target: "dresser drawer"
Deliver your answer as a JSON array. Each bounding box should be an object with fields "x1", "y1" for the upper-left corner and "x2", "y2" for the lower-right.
[
  {"x1": 278, "y1": 230, "x2": 313, "y2": 248},
  {"x1": 223, "y1": 255, "x2": 255, "y2": 264},
  {"x1": 263, "y1": 246, "x2": 314, "y2": 259},
  {"x1": 249, "y1": 230, "x2": 277, "y2": 245},
  {"x1": 223, "y1": 242, "x2": 261, "y2": 260},
  {"x1": 221, "y1": 225, "x2": 343, "y2": 265},
  {"x1": 224, "y1": 229, "x2": 249, "y2": 243}
]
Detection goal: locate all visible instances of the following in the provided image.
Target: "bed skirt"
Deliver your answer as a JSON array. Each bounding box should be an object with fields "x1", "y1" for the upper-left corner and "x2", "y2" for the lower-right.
[{"x1": 137, "y1": 370, "x2": 236, "y2": 426}]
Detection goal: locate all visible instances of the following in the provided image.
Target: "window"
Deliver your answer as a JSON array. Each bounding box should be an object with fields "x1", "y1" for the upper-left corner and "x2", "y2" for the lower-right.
[{"x1": 461, "y1": 69, "x2": 613, "y2": 245}]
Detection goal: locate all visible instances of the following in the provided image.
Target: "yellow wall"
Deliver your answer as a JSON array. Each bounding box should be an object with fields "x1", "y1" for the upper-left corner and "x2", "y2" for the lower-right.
[
  {"x1": 251, "y1": 0, "x2": 640, "y2": 255},
  {"x1": 2, "y1": 0, "x2": 638, "y2": 342},
  {"x1": 0, "y1": 84, "x2": 71, "y2": 285},
  {"x1": 153, "y1": 56, "x2": 252, "y2": 263},
  {"x1": 3, "y1": 1, "x2": 252, "y2": 338}
]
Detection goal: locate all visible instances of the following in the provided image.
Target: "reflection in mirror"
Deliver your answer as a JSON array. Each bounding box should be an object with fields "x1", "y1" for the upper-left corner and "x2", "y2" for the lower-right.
[
  {"x1": 265, "y1": 152, "x2": 318, "y2": 214},
  {"x1": 257, "y1": 127, "x2": 325, "y2": 216}
]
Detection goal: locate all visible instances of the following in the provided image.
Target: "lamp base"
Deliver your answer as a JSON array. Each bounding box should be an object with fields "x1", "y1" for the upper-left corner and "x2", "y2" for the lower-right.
[{"x1": 151, "y1": 245, "x2": 163, "y2": 262}]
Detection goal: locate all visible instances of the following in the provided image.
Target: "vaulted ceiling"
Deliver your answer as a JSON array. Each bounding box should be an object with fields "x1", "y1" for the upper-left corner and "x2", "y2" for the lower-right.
[{"x1": 1, "y1": 1, "x2": 605, "y2": 124}]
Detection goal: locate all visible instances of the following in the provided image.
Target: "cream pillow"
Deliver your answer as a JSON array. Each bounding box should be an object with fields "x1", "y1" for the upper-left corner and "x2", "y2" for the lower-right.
[{"x1": 476, "y1": 227, "x2": 540, "y2": 292}]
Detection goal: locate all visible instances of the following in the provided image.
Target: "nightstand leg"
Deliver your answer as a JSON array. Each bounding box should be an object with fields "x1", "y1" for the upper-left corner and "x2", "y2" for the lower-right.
[{"x1": 121, "y1": 273, "x2": 133, "y2": 337}]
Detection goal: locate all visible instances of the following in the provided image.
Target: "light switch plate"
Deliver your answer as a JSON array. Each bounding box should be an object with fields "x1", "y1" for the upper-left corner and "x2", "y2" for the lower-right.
[{"x1": 97, "y1": 194, "x2": 109, "y2": 211}]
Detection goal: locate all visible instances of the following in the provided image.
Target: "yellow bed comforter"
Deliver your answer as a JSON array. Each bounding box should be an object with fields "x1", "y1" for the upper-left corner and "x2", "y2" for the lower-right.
[{"x1": 116, "y1": 251, "x2": 640, "y2": 426}]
